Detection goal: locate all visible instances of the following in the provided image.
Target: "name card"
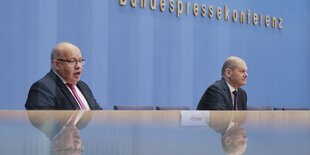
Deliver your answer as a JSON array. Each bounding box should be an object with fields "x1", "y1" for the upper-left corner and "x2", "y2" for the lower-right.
[{"x1": 180, "y1": 111, "x2": 209, "y2": 126}]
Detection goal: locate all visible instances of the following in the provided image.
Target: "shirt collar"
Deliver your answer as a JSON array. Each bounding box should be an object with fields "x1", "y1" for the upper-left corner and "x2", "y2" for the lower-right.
[
  {"x1": 225, "y1": 121, "x2": 237, "y2": 133},
  {"x1": 52, "y1": 69, "x2": 68, "y2": 85},
  {"x1": 52, "y1": 111, "x2": 85, "y2": 140},
  {"x1": 225, "y1": 81, "x2": 237, "y2": 93}
]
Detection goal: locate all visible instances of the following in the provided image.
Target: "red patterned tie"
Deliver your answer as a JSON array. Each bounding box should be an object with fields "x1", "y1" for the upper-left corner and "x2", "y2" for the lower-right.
[
  {"x1": 233, "y1": 90, "x2": 238, "y2": 110},
  {"x1": 66, "y1": 83, "x2": 87, "y2": 110}
]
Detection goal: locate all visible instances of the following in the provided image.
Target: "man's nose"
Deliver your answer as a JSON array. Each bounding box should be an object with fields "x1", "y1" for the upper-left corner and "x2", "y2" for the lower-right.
[
  {"x1": 73, "y1": 128, "x2": 80, "y2": 138},
  {"x1": 75, "y1": 62, "x2": 82, "y2": 69},
  {"x1": 243, "y1": 135, "x2": 248, "y2": 142},
  {"x1": 244, "y1": 72, "x2": 248, "y2": 77},
  {"x1": 73, "y1": 129, "x2": 81, "y2": 146}
]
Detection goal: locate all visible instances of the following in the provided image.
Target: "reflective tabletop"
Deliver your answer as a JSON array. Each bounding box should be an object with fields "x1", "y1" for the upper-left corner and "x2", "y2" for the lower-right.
[{"x1": 0, "y1": 111, "x2": 309, "y2": 155}]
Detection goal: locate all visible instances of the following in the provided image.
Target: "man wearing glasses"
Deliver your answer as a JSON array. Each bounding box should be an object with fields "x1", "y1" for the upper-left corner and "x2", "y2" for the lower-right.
[{"x1": 25, "y1": 42, "x2": 102, "y2": 110}]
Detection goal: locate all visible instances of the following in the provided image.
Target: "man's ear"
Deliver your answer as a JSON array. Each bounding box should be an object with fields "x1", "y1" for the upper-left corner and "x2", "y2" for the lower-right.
[
  {"x1": 224, "y1": 136, "x2": 232, "y2": 145},
  {"x1": 225, "y1": 68, "x2": 232, "y2": 78},
  {"x1": 52, "y1": 59, "x2": 60, "y2": 70}
]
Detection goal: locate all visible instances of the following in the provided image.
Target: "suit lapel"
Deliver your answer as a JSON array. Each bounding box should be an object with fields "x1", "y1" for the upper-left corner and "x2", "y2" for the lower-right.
[
  {"x1": 51, "y1": 70, "x2": 80, "y2": 110},
  {"x1": 221, "y1": 79, "x2": 234, "y2": 110},
  {"x1": 239, "y1": 96, "x2": 242, "y2": 110},
  {"x1": 60, "y1": 85, "x2": 80, "y2": 110},
  {"x1": 237, "y1": 88, "x2": 242, "y2": 110},
  {"x1": 76, "y1": 82, "x2": 92, "y2": 110}
]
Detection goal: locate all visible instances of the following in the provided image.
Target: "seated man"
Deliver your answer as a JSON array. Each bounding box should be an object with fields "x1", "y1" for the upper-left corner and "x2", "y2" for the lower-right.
[
  {"x1": 197, "y1": 56, "x2": 248, "y2": 110},
  {"x1": 25, "y1": 42, "x2": 102, "y2": 110}
]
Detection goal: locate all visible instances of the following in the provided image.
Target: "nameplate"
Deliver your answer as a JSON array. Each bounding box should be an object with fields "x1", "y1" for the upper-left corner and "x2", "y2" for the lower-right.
[{"x1": 180, "y1": 111, "x2": 209, "y2": 126}]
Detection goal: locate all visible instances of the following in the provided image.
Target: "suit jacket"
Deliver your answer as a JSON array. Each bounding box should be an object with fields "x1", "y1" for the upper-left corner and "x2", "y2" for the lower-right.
[
  {"x1": 197, "y1": 78, "x2": 247, "y2": 110},
  {"x1": 25, "y1": 70, "x2": 102, "y2": 110}
]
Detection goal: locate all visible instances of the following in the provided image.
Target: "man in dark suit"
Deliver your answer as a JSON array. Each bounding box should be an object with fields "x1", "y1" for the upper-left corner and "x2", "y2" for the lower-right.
[
  {"x1": 25, "y1": 42, "x2": 102, "y2": 110},
  {"x1": 197, "y1": 56, "x2": 248, "y2": 110}
]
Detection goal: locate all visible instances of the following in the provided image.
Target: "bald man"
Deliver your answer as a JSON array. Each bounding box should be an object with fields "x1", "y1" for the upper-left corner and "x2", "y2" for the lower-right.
[
  {"x1": 197, "y1": 56, "x2": 248, "y2": 110},
  {"x1": 25, "y1": 42, "x2": 102, "y2": 110}
]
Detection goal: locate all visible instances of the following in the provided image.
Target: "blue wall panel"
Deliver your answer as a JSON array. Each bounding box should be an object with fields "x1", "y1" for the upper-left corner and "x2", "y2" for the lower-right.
[{"x1": 0, "y1": 0, "x2": 310, "y2": 109}]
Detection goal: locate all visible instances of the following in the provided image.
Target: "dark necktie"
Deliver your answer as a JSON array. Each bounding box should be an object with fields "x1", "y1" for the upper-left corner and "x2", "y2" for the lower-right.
[
  {"x1": 233, "y1": 90, "x2": 238, "y2": 110},
  {"x1": 66, "y1": 83, "x2": 87, "y2": 110}
]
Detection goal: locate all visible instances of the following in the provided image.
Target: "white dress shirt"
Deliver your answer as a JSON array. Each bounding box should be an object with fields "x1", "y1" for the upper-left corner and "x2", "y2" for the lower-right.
[
  {"x1": 52, "y1": 70, "x2": 90, "y2": 110},
  {"x1": 225, "y1": 81, "x2": 237, "y2": 108}
]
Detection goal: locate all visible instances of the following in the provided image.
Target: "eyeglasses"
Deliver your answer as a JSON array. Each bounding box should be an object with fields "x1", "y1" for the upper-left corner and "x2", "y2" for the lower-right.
[{"x1": 56, "y1": 58, "x2": 85, "y2": 66}]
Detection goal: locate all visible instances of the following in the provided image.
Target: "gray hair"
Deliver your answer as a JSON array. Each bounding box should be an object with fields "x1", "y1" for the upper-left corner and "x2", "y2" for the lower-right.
[
  {"x1": 221, "y1": 56, "x2": 240, "y2": 77},
  {"x1": 50, "y1": 48, "x2": 59, "y2": 64}
]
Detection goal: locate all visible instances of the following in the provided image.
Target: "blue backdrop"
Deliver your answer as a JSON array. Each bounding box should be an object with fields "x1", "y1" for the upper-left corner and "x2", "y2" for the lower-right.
[{"x1": 1, "y1": 0, "x2": 310, "y2": 109}]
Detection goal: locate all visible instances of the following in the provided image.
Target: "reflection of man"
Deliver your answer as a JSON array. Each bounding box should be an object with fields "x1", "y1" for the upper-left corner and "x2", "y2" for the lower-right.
[
  {"x1": 25, "y1": 42, "x2": 102, "y2": 110},
  {"x1": 27, "y1": 111, "x2": 93, "y2": 155},
  {"x1": 197, "y1": 56, "x2": 248, "y2": 110},
  {"x1": 51, "y1": 125, "x2": 82, "y2": 155},
  {"x1": 209, "y1": 112, "x2": 248, "y2": 155},
  {"x1": 221, "y1": 125, "x2": 247, "y2": 155}
]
